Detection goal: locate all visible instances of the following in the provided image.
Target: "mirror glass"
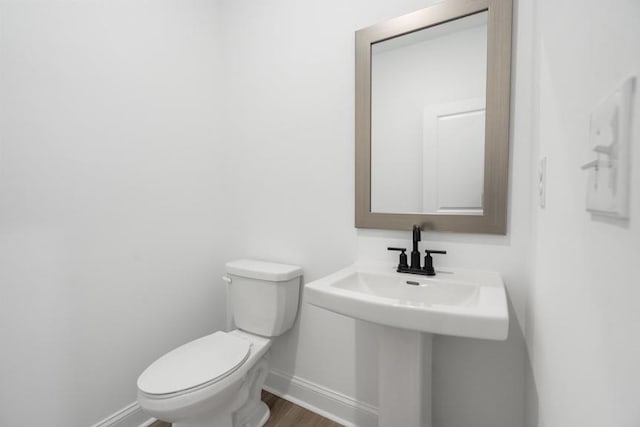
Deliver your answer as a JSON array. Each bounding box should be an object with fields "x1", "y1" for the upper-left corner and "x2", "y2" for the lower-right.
[{"x1": 371, "y1": 12, "x2": 488, "y2": 215}]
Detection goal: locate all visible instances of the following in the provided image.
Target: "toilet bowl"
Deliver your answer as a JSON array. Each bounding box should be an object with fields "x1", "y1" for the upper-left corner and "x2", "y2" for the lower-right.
[
  {"x1": 137, "y1": 260, "x2": 302, "y2": 427},
  {"x1": 138, "y1": 330, "x2": 271, "y2": 427}
]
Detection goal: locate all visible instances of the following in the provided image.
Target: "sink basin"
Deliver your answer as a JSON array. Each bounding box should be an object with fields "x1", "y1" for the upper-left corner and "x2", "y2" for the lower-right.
[{"x1": 305, "y1": 261, "x2": 508, "y2": 340}]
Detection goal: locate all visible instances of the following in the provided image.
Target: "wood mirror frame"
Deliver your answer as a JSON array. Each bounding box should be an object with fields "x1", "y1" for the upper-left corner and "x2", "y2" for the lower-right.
[{"x1": 355, "y1": 0, "x2": 512, "y2": 234}]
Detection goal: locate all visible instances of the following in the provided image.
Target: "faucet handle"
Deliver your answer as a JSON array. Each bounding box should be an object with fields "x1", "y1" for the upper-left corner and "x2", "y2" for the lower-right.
[
  {"x1": 423, "y1": 249, "x2": 447, "y2": 276},
  {"x1": 387, "y1": 247, "x2": 409, "y2": 269},
  {"x1": 425, "y1": 249, "x2": 446, "y2": 255}
]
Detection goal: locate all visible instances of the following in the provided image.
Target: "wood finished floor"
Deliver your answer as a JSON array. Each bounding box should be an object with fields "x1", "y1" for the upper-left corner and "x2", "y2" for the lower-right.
[{"x1": 148, "y1": 390, "x2": 342, "y2": 427}]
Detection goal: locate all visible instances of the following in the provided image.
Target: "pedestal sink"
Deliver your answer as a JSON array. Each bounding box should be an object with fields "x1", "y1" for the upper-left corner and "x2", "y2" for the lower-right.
[{"x1": 304, "y1": 260, "x2": 509, "y2": 427}]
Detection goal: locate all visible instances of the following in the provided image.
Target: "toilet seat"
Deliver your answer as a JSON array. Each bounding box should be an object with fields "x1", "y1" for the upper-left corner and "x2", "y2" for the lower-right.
[{"x1": 137, "y1": 331, "x2": 251, "y2": 397}]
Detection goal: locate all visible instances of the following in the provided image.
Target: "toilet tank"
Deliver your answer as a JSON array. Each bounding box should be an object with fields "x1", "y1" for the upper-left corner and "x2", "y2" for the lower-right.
[{"x1": 225, "y1": 259, "x2": 302, "y2": 337}]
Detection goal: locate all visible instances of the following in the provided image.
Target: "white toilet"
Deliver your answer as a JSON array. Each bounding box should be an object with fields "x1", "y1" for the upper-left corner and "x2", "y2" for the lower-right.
[{"x1": 137, "y1": 259, "x2": 303, "y2": 427}]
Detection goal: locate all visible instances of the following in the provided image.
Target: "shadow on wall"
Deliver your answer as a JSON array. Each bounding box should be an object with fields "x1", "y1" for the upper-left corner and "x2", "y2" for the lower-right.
[
  {"x1": 261, "y1": 276, "x2": 304, "y2": 398},
  {"x1": 524, "y1": 352, "x2": 540, "y2": 427},
  {"x1": 431, "y1": 296, "x2": 527, "y2": 427},
  {"x1": 353, "y1": 319, "x2": 379, "y2": 426},
  {"x1": 275, "y1": 275, "x2": 305, "y2": 371},
  {"x1": 268, "y1": 278, "x2": 379, "y2": 424}
]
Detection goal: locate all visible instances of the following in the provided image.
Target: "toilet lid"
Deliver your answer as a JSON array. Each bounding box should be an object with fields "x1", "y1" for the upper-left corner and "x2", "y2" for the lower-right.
[{"x1": 137, "y1": 331, "x2": 251, "y2": 395}]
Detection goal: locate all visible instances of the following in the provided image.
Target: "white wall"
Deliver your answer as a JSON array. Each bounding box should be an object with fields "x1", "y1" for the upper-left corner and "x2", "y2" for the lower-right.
[
  {"x1": 525, "y1": 0, "x2": 640, "y2": 426},
  {"x1": 0, "y1": 1, "x2": 228, "y2": 425},
  {"x1": 217, "y1": 1, "x2": 529, "y2": 426}
]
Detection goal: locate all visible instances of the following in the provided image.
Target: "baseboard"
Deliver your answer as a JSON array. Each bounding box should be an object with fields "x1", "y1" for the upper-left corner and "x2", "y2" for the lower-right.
[
  {"x1": 264, "y1": 368, "x2": 378, "y2": 427},
  {"x1": 89, "y1": 401, "x2": 154, "y2": 427}
]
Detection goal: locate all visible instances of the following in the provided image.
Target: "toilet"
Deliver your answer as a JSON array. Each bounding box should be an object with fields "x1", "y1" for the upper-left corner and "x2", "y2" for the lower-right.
[{"x1": 137, "y1": 259, "x2": 303, "y2": 427}]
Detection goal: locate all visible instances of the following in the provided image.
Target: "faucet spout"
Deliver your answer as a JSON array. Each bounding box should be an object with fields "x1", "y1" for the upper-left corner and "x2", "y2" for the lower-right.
[{"x1": 410, "y1": 224, "x2": 422, "y2": 269}]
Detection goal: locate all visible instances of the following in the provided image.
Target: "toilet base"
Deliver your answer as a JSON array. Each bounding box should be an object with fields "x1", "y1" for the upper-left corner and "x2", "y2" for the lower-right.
[
  {"x1": 256, "y1": 402, "x2": 270, "y2": 426},
  {"x1": 239, "y1": 401, "x2": 270, "y2": 427},
  {"x1": 171, "y1": 399, "x2": 269, "y2": 427},
  {"x1": 234, "y1": 359, "x2": 270, "y2": 427},
  {"x1": 173, "y1": 416, "x2": 232, "y2": 427}
]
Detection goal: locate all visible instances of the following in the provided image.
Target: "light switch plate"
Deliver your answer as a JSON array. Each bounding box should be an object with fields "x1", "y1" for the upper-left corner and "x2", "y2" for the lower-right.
[{"x1": 585, "y1": 76, "x2": 635, "y2": 218}]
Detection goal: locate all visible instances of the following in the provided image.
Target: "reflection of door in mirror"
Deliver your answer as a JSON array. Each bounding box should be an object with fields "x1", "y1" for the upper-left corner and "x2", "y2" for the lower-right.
[
  {"x1": 370, "y1": 11, "x2": 488, "y2": 215},
  {"x1": 423, "y1": 98, "x2": 485, "y2": 215}
]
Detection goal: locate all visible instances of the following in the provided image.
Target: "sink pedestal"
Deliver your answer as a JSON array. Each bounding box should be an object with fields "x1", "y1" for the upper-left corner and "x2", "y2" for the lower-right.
[
  {"x1": 304, "y1": 262, "x2": 509, "y2": 426},
  {"x1": 378, "y1": 326, "x2": 433, "y2": 427}
]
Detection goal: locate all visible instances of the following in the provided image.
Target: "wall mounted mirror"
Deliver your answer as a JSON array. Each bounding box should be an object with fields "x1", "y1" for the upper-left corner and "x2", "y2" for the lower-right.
[{"x1": 355, "y1": 0, "x2": 512, "y2": 234}]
